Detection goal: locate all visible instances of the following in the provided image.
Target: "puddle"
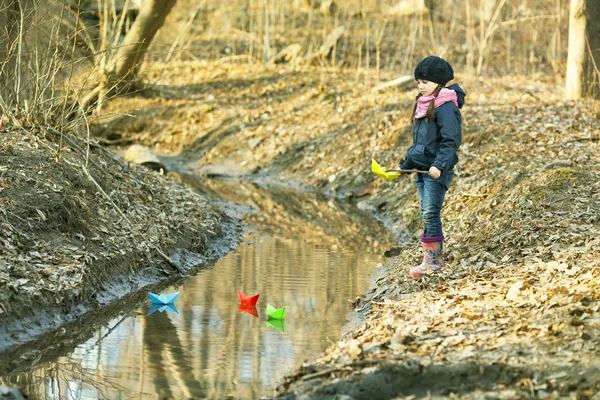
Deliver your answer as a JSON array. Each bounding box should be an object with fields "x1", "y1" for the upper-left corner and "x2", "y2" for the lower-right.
[{"x1": 0, "y1": 178, "x2": 391, "y2": 399}]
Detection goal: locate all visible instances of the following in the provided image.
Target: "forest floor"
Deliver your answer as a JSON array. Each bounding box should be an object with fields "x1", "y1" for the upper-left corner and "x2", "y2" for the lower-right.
[
  {"x1": 1, "y1": 56, "x2": 599, "y2": 399},
  {"x1": 95, "y1": 60, "x2": 600, "y2": 399}
]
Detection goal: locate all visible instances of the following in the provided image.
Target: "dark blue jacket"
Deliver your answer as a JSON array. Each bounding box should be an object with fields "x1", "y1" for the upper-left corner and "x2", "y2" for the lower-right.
[{"x1": 400, "y1": 83, "x2": 465, "y2": 173}]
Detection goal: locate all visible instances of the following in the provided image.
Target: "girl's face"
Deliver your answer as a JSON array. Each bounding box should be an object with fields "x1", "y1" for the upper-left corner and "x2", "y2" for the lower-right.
[{"x1": 417, "y1": 80, "x2": 438, "y2": 96}]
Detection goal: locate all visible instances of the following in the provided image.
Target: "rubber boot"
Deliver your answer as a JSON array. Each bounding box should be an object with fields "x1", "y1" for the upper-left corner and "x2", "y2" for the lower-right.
[{"x1": 409, "y1": 239, "x2": 444, "y2": 278}]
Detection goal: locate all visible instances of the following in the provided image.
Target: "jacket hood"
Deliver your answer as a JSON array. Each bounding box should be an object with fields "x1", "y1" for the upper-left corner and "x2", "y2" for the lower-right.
[{"x1": 446, "y1": 83, "x2": 466, "y2": 109}]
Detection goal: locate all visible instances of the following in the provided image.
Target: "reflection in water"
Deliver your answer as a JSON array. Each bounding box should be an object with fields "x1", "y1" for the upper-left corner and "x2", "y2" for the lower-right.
[
  {"x1": 185, "y1": 176, "x2": 390, "y2": 250},
  {"x1": 1, "y1": 179, "x2": 391, "y2": 399},
  {"x1": 265, "y1": 319, "x2": 285, "y2": 333},
  {"x1": 237, "y1": 305, "x2": 259, "y2": 318},
  {"x1": 148, "y1": 304, "x2": 180, "y2": 316}
]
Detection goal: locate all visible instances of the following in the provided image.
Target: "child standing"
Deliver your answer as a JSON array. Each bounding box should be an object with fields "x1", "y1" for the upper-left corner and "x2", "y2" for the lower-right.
[{"x1": 399, "y1": 56, "x2": 465, "y2": 278}]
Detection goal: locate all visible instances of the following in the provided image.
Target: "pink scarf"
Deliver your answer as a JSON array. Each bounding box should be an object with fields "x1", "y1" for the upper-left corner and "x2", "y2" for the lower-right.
[{"x1": 414, "y1": 88, "x2": 458, "y2": 119}]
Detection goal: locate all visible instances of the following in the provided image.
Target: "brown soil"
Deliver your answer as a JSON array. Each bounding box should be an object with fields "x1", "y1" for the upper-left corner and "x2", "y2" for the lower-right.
[{"x1": 93, "y1": 61, "x2": 600, "y2": 399}]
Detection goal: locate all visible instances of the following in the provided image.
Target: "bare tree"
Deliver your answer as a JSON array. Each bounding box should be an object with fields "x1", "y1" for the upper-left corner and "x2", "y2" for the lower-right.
[
  {"x1": 79, "y1": 0, "x2": 177, "y2": 112},
  {"x1": 566, "y1": 0, "x2": 600, "y2": 99},
  {"x1": 0, "y1": 0, "x2": 20, "y2": 106}
]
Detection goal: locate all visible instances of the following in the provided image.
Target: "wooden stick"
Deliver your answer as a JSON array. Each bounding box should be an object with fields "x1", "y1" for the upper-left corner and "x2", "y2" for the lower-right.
[{"x1": 387, "y1": 168, "x2": 429, "y2": 174}]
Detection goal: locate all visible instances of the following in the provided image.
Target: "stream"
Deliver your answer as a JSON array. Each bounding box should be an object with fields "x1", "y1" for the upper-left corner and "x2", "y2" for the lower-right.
[{"x1": 0, "y1": 176, "x2": 392, "y2": 399}]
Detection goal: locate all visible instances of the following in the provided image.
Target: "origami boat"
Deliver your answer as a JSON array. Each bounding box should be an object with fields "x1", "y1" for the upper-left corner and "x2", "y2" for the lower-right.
[
  {"x1": 371, "y1": 158, "x2": 401, "y2": 181},
  {"x1": 148, "y1": 291, "x2": 180, "y2": 305},
  {"x1": 237, "y1": 304, "x2": 259, "y2": 318},
  {"x1": 372, "y1": 158, "x2": 427, "y2": 180},
  {"x1": 266, "y1": 304, "x2": 285, "y2": 320},
  {"x1": 238, "y1": 291, "x2": 260, "y2": 306}
]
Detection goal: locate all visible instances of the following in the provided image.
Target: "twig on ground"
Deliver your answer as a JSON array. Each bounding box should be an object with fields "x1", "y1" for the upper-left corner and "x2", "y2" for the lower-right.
[
  {"x1": 524, "y1": 91, "x2": 541, "y2": 101},
  {"x1": 540, "y1": 160, "x2": 572, "y2": 172},
  {"x1": 155, "y1": 245, "x2": 186, "y2": 274},
  {"x1": 43, "y1": 127, "x2": 109, "y2": 176},
  {"x1": 300, "y1": 366, "x2": 351, "y2": 382},
  {"x1": 79, "y1": 163, "x2": 132, "y2": 226},
  {"x1": 300, "y1": 359, "x2": 381, "y2": 382},
  {"x1": 564, "y1": 137, "x2": 600, "y2": 144}
]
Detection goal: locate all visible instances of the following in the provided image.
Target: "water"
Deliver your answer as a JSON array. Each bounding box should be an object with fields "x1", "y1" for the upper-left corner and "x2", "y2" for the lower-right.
[{"x1": 1, "y1": 178, "x2": 391, "y2": 399}]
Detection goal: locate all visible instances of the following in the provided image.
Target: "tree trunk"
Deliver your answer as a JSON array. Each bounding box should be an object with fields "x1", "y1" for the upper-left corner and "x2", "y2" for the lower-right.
[
  {"x1": 566, "y1": 0, "x2": 600, "y2": 99},
  {"x1": 587, "y1": 1, "x2": 600, "y2": 95},
  {"x1": 109, "y1": 0, "x2": 177, "y2": 92},
  {"x1": 78, "y1": 0, "x2": 176, "y2": 113}
]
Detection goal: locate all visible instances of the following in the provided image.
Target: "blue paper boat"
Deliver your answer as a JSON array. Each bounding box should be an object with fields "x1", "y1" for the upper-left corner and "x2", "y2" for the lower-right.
[
  {"x1": 148, "y1": 291, "x2": 180, "y2": 305},
  {"x1": 147, "y1": 303, "x2": 179, "y2": 316}
]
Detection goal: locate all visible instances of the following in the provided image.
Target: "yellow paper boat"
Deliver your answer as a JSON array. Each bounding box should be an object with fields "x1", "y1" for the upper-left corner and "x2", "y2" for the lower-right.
[{"x1": 371, "y1": 159, "x2": 401, "y2": 181}]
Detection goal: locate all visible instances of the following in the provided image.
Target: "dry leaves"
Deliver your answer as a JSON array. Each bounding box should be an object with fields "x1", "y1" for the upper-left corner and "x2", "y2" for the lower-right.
[
  {"x1": 0, "y1": 128, "x2": 224, "y2": 321},
  {"x1": 278, "y1": 78, "x2": 600, "y2": 398}
]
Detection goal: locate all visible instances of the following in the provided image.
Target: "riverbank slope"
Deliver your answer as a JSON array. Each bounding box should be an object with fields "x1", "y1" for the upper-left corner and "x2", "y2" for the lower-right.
[
  {"x1": 275, "y1": 78, "x2": 600, "y2": 399},
  {"x1": 97, "y1": 62, "x2": 600, "y2": 398},
  {"x1": 0, "y1": 126, "x2": 236, "y2": 372}
]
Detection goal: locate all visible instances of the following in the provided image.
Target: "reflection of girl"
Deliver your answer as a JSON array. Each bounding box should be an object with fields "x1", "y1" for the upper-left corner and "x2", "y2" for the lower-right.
[
  {"x1": 143, "y1": 312, "x2": 203, "y2": 398},
  {"x1": 399, "y1": 56, "x2": 466, "y2": 278}
]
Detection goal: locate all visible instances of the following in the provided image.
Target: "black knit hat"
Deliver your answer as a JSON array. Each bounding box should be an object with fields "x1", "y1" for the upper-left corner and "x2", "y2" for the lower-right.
[{"x1": 414, "y1": 56, "x2": 454, "y2": 86}]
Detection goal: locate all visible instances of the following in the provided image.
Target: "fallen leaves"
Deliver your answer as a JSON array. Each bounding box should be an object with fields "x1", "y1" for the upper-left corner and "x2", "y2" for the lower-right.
[
  {"x1": 278, "y1": 78, "x2": 600, "y2": 397},
  {"x1": 506, "y1": 281, "x2": 523, "y2": 300},
  {"x1": 0, "y1": 128, "x2": 224, "y2": 322}
]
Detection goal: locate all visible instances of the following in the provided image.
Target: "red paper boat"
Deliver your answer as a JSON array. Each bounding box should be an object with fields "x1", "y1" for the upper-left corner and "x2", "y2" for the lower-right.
[
  {"x1": 238, "y1": 291, "x2": 259, "y2": 306},
  {"x1": 237, "y1": 305, "x2": 259, "y2": 318}
]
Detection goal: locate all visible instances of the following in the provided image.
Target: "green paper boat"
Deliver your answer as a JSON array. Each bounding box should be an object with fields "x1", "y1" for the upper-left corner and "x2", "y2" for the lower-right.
[
  {"x1": 266, "y1": 304, "x2": 286, "y2": 320},
  {"x1": 266, "y1": 319, "x2": 285, "y2": 332}
]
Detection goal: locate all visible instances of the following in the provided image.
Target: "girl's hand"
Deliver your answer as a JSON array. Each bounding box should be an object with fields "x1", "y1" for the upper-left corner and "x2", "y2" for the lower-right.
[{"x1": 429, "y1": 166, "x2": 441, "y2": 179}]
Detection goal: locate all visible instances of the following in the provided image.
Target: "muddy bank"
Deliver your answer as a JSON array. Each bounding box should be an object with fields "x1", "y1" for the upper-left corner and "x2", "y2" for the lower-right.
[
  {"x1": 0, "y1": 249, "x2": 222, "y2": 376},
  {"x1": 278, "y1": 361, "x2": 541, "y2": 400},
  {"x1": 0, "y1": 127, "x2": 240, "y2": 359}
]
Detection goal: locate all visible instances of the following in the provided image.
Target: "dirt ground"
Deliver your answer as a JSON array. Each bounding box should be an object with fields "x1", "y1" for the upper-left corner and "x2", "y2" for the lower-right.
[
  {"x1": 93, "y1": 61, "x2": 600, "y2": 399},
  {"x1": 0, "y1": 123, "x2": 237, "y2": 363}
]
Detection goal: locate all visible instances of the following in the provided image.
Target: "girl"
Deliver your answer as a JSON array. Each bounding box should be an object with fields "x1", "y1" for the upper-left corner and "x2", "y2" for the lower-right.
[{"x1": 399, "y1": 56, "x2": 465, "y2": 278}]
